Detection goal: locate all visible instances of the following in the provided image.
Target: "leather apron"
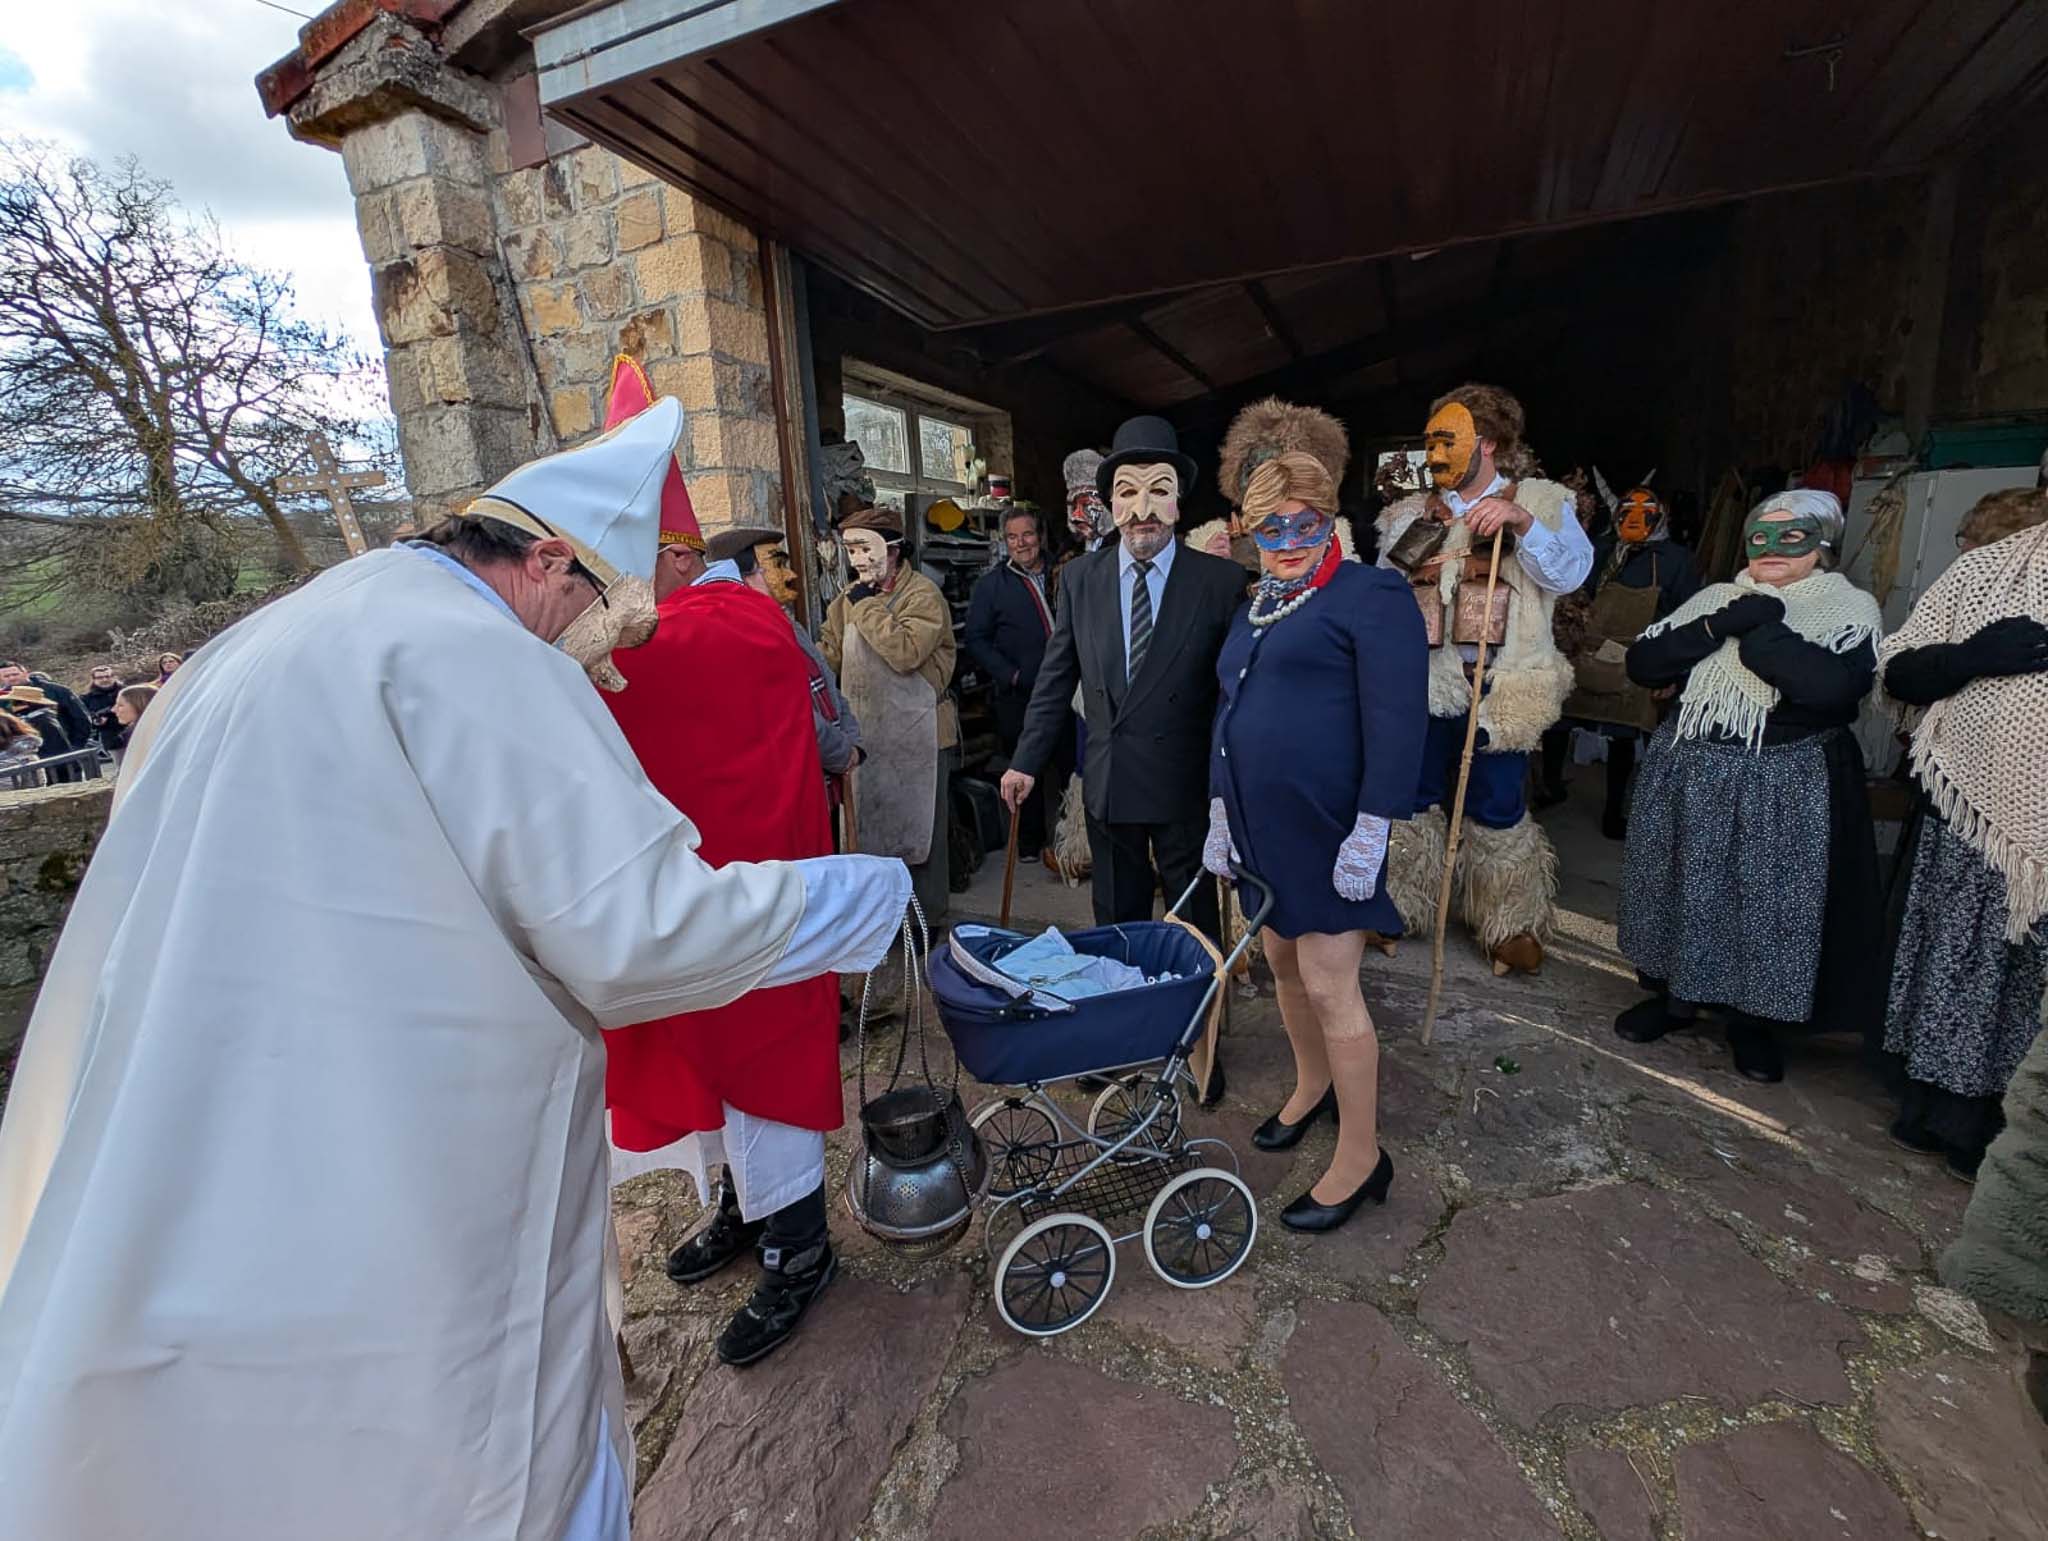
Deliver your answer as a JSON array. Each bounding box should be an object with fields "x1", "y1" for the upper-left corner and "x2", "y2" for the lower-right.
[
  {"x1": 840, "y1": 621, "x2": 939, "y2": 864},
  {"x1": 1562, "y1": 554, "x2": 1662, "y2": 732}
]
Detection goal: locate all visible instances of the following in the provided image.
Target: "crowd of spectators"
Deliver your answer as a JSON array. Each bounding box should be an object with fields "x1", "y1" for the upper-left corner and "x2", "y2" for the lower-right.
[{"x1": 0, "y1": 655, "x2": 161, "y2": 788}]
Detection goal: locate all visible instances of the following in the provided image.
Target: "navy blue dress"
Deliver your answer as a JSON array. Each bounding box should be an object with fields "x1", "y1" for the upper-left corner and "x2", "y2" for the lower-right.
[{"x1": 1212, "y1": 562, "x2": 1430, "y2": 939}]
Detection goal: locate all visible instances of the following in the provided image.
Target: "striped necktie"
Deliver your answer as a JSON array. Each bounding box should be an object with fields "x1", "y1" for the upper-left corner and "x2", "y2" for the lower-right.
[{"x1": 1128, "y1": 559, "x2": 1155, "y2": 678}]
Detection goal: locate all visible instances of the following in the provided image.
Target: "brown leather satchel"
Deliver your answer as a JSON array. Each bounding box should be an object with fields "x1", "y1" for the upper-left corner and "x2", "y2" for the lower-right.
[{"x1": 1452, "y1": 551, "x2": 1512, "y2": 645}]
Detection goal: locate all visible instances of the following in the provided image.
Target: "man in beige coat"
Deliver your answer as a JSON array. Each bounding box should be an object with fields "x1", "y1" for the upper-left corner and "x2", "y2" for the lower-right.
[{"x1": 822, "y1": 505, "x2": 958, "y2": 920}]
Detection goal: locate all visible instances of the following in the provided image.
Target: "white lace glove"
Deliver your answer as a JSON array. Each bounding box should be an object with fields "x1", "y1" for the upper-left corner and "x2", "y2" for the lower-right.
[
  {"x1": 1332, "y1": 813, "x2": 1391, "y2": 901},
  {"x1": 1202, "y1": 796, "x2": 1237, "y2": 878}
]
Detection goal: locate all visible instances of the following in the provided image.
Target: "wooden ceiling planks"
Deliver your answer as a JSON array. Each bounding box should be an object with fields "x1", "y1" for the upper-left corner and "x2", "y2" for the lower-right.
[{"x1": 548, "y1": 0, "x2": 2048, "y2": 332}]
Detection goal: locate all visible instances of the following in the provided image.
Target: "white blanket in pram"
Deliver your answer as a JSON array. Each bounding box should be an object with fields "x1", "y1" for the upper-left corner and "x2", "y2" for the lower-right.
[{"x1": 951, "y1": 926, "x2": 1180, "y2": 1005}]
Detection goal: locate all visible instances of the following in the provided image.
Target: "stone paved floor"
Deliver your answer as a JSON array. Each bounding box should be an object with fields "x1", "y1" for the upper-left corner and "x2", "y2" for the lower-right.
[{"x1": 616, "y1": 784, "x2": 2048, "y2": 1539}]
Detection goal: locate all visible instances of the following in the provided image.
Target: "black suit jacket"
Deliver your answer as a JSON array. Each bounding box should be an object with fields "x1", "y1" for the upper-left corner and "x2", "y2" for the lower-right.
[
  {"x1": 963, "y1": 563, "x2": 1054, "y2": 701},
  {"x1": 1012, "y1": 540, "x2": 1247, "y2": 824}
]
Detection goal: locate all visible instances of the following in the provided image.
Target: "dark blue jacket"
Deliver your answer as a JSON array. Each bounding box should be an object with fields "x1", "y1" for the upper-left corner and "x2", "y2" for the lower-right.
[
  {"x1": 964, "y1": 563, "x2": 1055, "y2": 700},
  {"x1": 1212, "y1": 563, "x2": 1429, "y2": 938}
]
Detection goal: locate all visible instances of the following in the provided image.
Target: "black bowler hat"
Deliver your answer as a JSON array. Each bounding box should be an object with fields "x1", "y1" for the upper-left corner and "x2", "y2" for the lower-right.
[{"x1": 1096, "y1": 416, "x2": 1198, "y2": 504}]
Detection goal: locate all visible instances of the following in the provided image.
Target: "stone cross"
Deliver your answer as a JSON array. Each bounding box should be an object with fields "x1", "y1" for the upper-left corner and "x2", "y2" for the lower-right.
[{"x1": 275, "y1": 433, "x2": 386, "y2": 558}]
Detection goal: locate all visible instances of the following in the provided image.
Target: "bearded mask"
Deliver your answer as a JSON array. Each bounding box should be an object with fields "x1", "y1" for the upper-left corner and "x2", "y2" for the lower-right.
[
  {"x1": 556, "y1": 573, "x2": 659, "y2": 693},
  {"x1": 1616, "y1": 488, "x2": 1662, "y2": 544},
  {"x1": 842, "y1": 528, "x2": 893, "y2": 585},
  {"x1": 1423, "y1": 402, "x2": 1478, "y2": 491}
]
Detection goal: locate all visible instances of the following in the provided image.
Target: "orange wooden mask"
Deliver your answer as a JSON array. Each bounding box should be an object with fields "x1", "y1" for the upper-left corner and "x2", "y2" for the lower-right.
[
  {"x1": 1423, "y1": 403, "x2": 1477, "y2": 491},
  {"x1": 1616, "y1": 488, "x2": 1662, "y2": 543}
]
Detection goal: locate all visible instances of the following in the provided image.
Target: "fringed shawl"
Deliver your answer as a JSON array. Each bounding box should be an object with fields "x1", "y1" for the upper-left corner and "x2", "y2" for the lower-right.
[
  {"x1": 1640, "y1": 569, "x2": 1883, "y2": 751},
  {"x1": 1879, "y1": 523, "x2": 2048, "y2": 941}
]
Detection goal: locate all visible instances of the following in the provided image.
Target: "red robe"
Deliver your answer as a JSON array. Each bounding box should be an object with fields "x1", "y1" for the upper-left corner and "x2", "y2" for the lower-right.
[{"x1": 601, "y1": 581, "x2": 841, "y2": 1147}]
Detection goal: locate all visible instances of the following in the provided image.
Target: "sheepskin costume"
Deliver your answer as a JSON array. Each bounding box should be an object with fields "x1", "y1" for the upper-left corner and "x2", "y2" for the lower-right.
[
  {"x1": 1376, "y1": 482, "x2": 1578, "y2": 750},
  {"x1": 1376, "y1": 475, "x2": 1573, "y2": 972},
  {"x1": 1941, "y1": 989, "x2": 2048, "y2": 1329}
]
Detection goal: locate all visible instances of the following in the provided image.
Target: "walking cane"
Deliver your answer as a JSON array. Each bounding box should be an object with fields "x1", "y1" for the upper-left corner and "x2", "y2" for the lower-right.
[
  {"x1": 841, "y1": 764, "x2": 859, "y2": 855},
  {"x1": 999, "y1": 803, "x2": 1021, "y2": 929},
  {"x1": 1421, "y1": 525, "x2": 1506, "y2": 1046}
]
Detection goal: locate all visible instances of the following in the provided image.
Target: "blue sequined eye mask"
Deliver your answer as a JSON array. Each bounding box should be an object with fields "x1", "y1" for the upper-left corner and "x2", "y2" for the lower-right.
[{"x1": 1251, "y1": 509, "x2": 1333, "y2": 551}]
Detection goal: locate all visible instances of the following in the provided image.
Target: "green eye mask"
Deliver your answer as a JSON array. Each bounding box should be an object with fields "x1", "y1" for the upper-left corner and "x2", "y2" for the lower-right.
[{"x1": 1743, "y1": 514, "x2": 1824, "y2": 559}]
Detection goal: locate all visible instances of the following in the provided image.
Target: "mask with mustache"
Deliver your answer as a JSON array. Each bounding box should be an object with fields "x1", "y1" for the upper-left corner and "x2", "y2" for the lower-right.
[
  {"x1": 1423, "y1": 402, "x2": 1478, "y2": 491},
  {"x1": 1110, "y1": 463, "x2": 1180, "y2": 559}
]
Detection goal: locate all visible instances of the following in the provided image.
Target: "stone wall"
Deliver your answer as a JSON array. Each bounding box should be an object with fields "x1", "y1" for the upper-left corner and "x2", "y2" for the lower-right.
[
  {"x1": 490, "y1": 142, "x2": 784, "y2": 530},
  {"x1": 285, "y1": 12, "x2": 785, "y2": 536},
  {"x1": 0, "y1": 782, "x2": 112, "y2": 992}
]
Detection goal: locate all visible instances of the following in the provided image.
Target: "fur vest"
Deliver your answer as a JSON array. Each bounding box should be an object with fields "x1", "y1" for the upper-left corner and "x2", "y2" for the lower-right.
[{"x1": 1377, "y1": 480, "x2": 1578, "y2": 750}]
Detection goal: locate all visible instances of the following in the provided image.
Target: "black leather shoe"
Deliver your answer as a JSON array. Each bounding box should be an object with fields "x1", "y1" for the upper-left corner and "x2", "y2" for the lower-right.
[
  {"x1": 1614, "y1": 998, "x2": 1680, "y2": 1044},
  {"x1": 1199, "y1": 1054, "x2": 1227, "y2": 1110},
  {"x1": 716, "y1": 1240, "x2": 837, "y2": 1367},
  {"x1": 666, "y1": 1191, "x2": 763, "y2": 1286},
  {"x1": 1251, "y1": 1085, "x2": 1337, "y2": 1151},
  {"x1": 1281, "y1": 1149, "x2": 1393, "y2": 1233},
  {"x1": 1727, "y1": 1021, "x2": 1784, "y2": 1083}
]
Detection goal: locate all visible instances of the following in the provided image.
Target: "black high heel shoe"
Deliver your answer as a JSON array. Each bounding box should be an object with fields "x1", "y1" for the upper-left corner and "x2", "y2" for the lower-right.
[
  {"x1": 1281, "y1": 1149, "x2": 1393, "y2": 1233},
  {"x1": 1251, "y1": 1085, "x2": 1338, "y2": 1151}
]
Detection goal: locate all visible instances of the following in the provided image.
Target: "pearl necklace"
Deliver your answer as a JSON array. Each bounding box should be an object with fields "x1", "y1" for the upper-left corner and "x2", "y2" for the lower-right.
[{"x1": 1248, "y1": 579, "x2": 1318, "y2": 629}]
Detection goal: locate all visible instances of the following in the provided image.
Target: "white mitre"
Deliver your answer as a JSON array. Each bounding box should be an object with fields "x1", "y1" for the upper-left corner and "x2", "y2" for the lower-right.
[{"x1": 469, "y1": 397, "x2": 682, "y2": 585}]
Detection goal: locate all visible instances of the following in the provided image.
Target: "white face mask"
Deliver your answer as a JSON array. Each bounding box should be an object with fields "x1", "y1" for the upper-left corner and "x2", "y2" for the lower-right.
[
  {"x1": 554, "y1": 573, "x2": 658, "y2": 692},
  {"x1": 1112, "y1": 463, "x2": 1180, "y2": 560},
  {"x1": 842, "y1": 528, "x2": 892, "y2": 585}
]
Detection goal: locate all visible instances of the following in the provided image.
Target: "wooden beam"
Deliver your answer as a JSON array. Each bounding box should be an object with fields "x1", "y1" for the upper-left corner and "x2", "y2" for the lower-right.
[
  {"x1": 1126, "y1": 318, "x2": 1217, "y2": 393},
  {"x1": 1244, "y1": 280, "x2": 1305, "y2": 363},
  {"x1": 1170, "y1": 235, "x2": 1712, "y2": 431}
]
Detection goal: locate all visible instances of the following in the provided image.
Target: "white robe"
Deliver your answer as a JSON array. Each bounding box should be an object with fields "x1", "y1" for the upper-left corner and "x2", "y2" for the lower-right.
[{"x1": 0, "y1": 548, "x2": 907, "y2": 1541}]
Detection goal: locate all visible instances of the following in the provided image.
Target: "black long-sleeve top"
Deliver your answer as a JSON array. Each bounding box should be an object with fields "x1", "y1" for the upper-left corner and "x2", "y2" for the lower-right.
[
  {"x1": 1627, "y1": 615, "x2": 1876, "y2": 744},
  {"x1": 1881, "y1": 642, "x2": 1974, "y2": 707}
]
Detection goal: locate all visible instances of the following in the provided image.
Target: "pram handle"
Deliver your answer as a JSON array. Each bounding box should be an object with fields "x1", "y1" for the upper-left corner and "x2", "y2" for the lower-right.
[{"x1": 1168, "y1": 862, "x2": 1274, "y2": 977}]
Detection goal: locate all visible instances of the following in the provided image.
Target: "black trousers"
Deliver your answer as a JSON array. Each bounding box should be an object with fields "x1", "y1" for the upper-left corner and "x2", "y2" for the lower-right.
[
  {"x1": 1084, "y1": 811, "x2": 1221, "y2": 947},
  {"x1": 995, "y1": 695, "x2": 1072, "y2": 851}
]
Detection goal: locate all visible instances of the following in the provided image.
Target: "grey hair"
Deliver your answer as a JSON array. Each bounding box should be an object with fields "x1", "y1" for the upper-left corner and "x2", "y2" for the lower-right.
[
  {"x1": 415, "y1": 513, "x2": 539, "y2": 568},
  {"x1": 1752, "y1": 489, "x2": 1845, "y2": 565}
]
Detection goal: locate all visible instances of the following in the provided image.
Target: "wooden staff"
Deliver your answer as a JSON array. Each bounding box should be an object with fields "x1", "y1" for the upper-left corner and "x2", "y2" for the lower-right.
[
  {"x1": 999, "y1": 805, "x2": 1021, "y2": 928},
  {"x1": 1421, "y1": 525, "x2": 1506, "y2": 1046},
  {"x1": 841, "y1": 764, "x2": 859, "y2": 855}
]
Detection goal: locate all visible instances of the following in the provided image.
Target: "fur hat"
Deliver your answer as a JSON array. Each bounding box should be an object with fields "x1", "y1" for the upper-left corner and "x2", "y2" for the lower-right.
[
  {"x1": 1062, "y1": 449, "x2": 1104, "y2": 500},
  {"x1": 1220, "y1": 398, "x2": 1349, "y2": 504}
]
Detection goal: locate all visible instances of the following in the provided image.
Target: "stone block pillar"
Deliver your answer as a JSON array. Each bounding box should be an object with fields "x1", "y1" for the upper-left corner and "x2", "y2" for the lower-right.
[
  {"x1": 285, "y1": 16, "x2": 543, "y2": 521},
  {"x1": 273, "y1": 9, "x2": 787, "y2": 539}
]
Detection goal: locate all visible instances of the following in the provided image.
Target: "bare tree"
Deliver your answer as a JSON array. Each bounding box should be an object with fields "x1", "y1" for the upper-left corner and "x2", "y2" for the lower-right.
[{"x1": 0, "y1": 140, "x2": 396, "y2": 612}]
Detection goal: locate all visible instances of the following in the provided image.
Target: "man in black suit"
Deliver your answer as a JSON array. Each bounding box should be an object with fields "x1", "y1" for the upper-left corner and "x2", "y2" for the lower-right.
[
  {"x1": 966, "y1": 506, "x2": 1068, "y2": 861},
  {"x1": 1001, "y1": 415, "x2": 1247, "y2": 954}
]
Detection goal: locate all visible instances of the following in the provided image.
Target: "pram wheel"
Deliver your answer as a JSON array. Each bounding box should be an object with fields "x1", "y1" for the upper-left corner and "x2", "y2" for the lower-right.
[
  {"x1": 994, "y1": 1213, "x2": 1116, "y2": 1336},
  {"x1": 1143, "y1": 1168, "x2": 1257, "y2": 1289},
  {"x1": 1087, "y1": 1073, "x2": 1182, "y2": 1158},
  {"x1": 968, "y1": 1094, "x2": 1061, "y2": 1198}
]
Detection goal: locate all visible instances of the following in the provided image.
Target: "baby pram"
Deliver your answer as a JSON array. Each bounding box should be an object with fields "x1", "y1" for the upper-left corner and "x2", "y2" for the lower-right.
[{"x1": 928, "y1": 866, "x2": 1274, "y2": 1337}]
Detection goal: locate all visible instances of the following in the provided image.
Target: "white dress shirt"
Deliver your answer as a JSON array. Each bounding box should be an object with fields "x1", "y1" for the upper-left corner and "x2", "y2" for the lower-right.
[
  {"x1": 694, "y1": 558, "x2": 744, "y2": 586},
  {"x1": 1116, "y1": 535, "x2": 1177, "y2": 673},
  {"x1": 1444, "y1": 474, "x2": 1593, "y2": 595}
]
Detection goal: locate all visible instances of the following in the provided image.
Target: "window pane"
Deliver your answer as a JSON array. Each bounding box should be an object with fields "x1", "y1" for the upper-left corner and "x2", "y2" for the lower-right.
[
  {"x1": 920, "y1": 415, "x2": 973, "y2": 483},
  {"x1": 843, "y1": 394, "x2": 910, "y2": 476}
]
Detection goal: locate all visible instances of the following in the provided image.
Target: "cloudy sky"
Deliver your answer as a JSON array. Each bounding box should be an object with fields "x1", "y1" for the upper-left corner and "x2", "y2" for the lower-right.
[{"x1": 0, "y1": 1, "x2": 381, "y2": 354}]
